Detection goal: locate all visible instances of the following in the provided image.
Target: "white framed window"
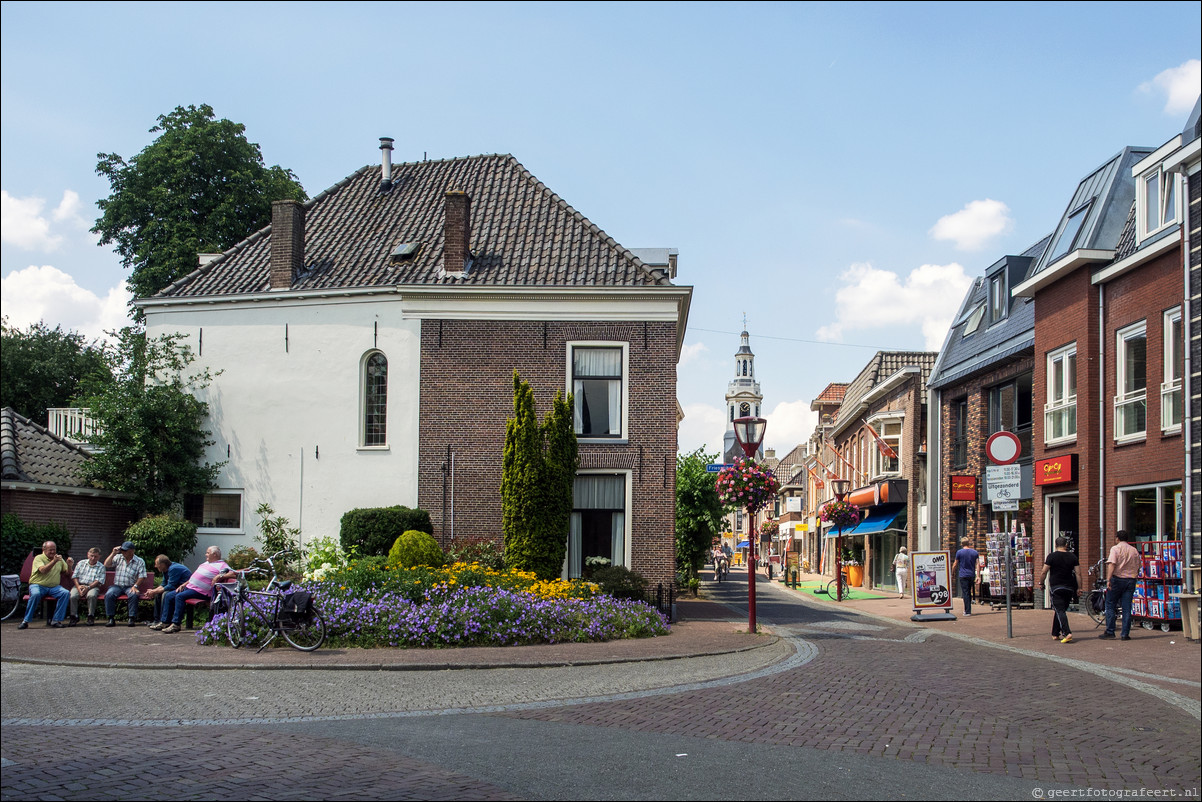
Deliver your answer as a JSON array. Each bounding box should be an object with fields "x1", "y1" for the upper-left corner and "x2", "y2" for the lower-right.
[
  {"x1": 1045, "y1": 344, "x2": 1077, "y2": 444},
  {"x1": 184, "y1": 490, "x2": 244, "y2": 533},
  {"x1": 1117, "y1": 482, "x2": 1183, "y2": 540},
  {"x1": 1162, "y1": 307, "x2": 1183, "y2": 433},
  {"x1": 1114, "y1": 321, "x2": 1147, "y2": 442},
  {"x1": 566, "y1": 472, "x2": 631, "y2": 579},
  {"x1": 360, "y1": 350, "x2": 388, "y2": 448},
  {"x1": 569, "y1": 342, "x2": 628, "y2": 440},
  {"x1": 868, "y1": 416, "x2": 902, "y2": 479},
  {"x1": 988, "y1": 272, "x2": 1007, "y2": 325},
  {"x1": 1137, "y1": 165, "x2": 1178, "y2": 241}
]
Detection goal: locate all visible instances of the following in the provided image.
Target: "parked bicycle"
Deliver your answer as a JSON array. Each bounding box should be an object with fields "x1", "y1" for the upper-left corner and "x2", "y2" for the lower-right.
[
  {"x1": 1, "y1": 574, "x2": 22, "y2": 621},
  {"x1": 1083, "y1": 558, "x2": 1108, "y2": 627},
  {"x1": 213, "y1": 550, "x2": 325, "y2": 652}
]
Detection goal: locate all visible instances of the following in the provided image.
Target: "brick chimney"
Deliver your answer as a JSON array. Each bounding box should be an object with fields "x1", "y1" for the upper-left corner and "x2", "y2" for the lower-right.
[
  {"x1": 444, "y1": 191, "x2": 471, "y2": 276},
  {"x1": 270, "y1": 199, "x2": 305, "y2": 289}
]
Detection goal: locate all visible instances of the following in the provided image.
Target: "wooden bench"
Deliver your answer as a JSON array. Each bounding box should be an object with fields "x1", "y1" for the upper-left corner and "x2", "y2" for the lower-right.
[{"x1": 17, "y1": 551, "x2": 74, "y2": 622}]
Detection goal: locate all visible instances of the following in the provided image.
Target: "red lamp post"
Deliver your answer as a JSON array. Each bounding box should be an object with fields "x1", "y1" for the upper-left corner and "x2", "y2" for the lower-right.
[
  {"x1": 733, "y1": 416, "x2": 767, "y2": 634},
  {"x1": 830, "y1": 478, "x2": 852, "y2": 602}
]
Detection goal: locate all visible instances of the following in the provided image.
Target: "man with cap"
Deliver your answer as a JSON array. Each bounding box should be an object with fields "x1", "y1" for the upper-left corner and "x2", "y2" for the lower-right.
[{"x1": 103, "y1": 541, "x2": 147, "y2": 627}]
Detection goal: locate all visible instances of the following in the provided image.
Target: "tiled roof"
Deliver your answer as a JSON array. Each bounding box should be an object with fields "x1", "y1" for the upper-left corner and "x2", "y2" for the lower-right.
[
  {"x1": 1112, "y1": 200, "x2": 1138, "y2": 261},
  {"x1": 811, "y1": 383, "x2": 849, "y2": 410},
  {"x1": 156, "y1": 153, "x2": 671, "y2": 299},
  {"x1": 837, "y1": 352, "x2": 938, "y2": 424},
  {"x1": 0, "y1": 407, "x2": 92, "y2": 488}
]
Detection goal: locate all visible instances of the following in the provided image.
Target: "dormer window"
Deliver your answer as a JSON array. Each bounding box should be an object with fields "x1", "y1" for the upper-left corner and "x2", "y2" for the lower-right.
[
  {"x1": 988, "y1": 272, "x2": 1007, "y2": 325},
  {"x1": 1137, "y1": 165, "x2": 1177, "y2": 241}
]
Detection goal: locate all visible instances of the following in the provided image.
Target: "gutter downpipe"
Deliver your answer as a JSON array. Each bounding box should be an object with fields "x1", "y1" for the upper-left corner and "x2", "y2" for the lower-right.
[
  {"x1": 1098, "y1": 279, "x2": 1106, "y2": 564},
  {"x1": 1175, "y1": 166, "x2": 1193, "y2": 592}
]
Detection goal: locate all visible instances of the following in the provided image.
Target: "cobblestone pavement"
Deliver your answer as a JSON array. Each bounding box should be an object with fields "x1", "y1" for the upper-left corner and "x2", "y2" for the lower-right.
[{"x1": 2, "y1": 574, "x2": 1198, "y2": 800}]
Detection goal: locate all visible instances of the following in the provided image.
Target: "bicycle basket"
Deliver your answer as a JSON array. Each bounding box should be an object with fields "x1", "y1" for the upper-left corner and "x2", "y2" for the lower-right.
[
  {"x1": 280, "y1": 590, "x2": 313, "y2": 621},
  {"x1": 1, "y1": 575, "x2": 18, "y2": 603}
]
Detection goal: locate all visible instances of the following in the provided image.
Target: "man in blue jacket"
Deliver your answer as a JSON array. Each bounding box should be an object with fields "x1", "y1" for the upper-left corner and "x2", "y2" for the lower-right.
[{"x1": 145, "y1": 554, "x2": 192, "y2": 631}]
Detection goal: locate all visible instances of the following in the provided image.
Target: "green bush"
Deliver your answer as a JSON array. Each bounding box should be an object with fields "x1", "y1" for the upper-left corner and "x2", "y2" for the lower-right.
[
  {"x1": 445, "y1": 536, "x2": 505, "y2": 570},
  {"x1": 339, "y1": 506, "x2": 432, "y2": 557},
  {"x1": 124, "y1": 515, "x2": 198, "y2": 563},
  {"x1": 387, "y1": 530, "x2": 445, "y2": 569},
  {"x1": 1, "y1": 513, "x2": 72, "y2": 574},
  {"x1": 255, "y1": 503, "x2": 303, "y2": 575},
  {"x1": 226, "y1": 545, "x2": 260, "y2": 571},
  {"x1": 590, "y1": 565, "x2": 649, "y2": 601}
]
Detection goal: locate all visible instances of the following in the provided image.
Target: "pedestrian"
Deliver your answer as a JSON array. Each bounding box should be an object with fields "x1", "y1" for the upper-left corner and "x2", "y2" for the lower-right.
[
  {"x1": 144, "y1": 555, "x2": 192, "y2": 631},
  {"x1": 69, "y1": 547, "x2": 105, "y2": 625},
  {"x1": 892, "y1": 546, "x2": 909, "y2": 598},
  {"x1": 979, "y1": 557, "x2": 992, "y2": 603},
  {"x1": 1099, "y1": 529, "x2": 1140, "y2": 641},
  {"x1": 103, "y1": 541, "x2": 147, "y2": 627},
  {"x1": 18, "y1": 541, "x2": 73, "y2": 629},
  {"x1": 952, "y1": 537, "x2": 980, "y2": 616},
  {"x1": 1039, "y1": 535, "x2": 1080, "y2": 644}
]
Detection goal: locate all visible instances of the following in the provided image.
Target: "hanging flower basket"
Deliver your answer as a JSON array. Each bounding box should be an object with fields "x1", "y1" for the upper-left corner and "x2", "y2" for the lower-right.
[
  {"x1": 716, "y1": 457, "x2": 779, "y2": 514},
  {"x1": 819, "y1": 499, "x2": 861, "y2": 530}
]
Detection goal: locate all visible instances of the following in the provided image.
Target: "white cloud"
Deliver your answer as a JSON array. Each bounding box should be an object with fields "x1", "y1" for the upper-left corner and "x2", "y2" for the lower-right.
[
  {"x1": 1140, "y1": 60, "x2": 1202, "y2": 115},
  {"x1": 2, "y1": 191, "x2": 62, "y2": 251},
  {"x1": 678, "y1": 402, "x2": 726, "y2": 456},
  {"x1": 762, "y1": 399, "x2": 817, "y2": 455},
  {"x1": 1, "y1": 264, "x2": 131, "y2": 342},
  {"x1": 51, "y1": 190, "x2": 90, "y2": 231},
  {"x1": 929, "y1": 199, "x2": 1013, "y2": 251},
  {"x1": 679, "y1": 341, "x2": 708, "y2": 366},
  {"x1": 815, "y1": 261, "x2": 972, "y2": 351}
]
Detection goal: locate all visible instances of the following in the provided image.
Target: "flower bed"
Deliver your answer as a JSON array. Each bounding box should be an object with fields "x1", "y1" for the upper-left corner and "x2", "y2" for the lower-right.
[{"x1": 196, "y1": 560, "x2": 670, "y2": 648}]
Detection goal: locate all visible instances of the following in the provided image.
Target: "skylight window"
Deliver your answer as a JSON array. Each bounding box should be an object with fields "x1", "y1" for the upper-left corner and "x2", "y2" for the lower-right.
[
  {"x1": 963, "y1": 303, "x2": 986, "y2": 337},
  {"x1": 389, "y1": 242, "x2": 421, "y2": 263},
  {"x1": 1047, "y1": 202, "x2": 1092, "y2": 264}
]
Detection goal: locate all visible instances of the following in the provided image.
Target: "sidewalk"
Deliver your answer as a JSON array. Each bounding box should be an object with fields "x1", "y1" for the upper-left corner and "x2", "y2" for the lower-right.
[{"x1": 768, "y1": 568, "x2": 1201, "y2": 688}]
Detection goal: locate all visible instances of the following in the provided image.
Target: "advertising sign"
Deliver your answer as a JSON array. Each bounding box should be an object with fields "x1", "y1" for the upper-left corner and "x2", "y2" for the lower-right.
[
  {"x1": 910, "y1": 551, "x2": 953, "y2": 610},
  {"x1": 1034, "y1": 454, "x2": 1077, "y2": 486},
  {"x1": 950, "y1": 475, "x2": 978, "y2": 501}
]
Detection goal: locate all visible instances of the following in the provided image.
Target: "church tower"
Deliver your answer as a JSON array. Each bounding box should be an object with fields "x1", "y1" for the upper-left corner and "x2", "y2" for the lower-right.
[{"x1": 722, "y1": 327, "x2": 764, "y2": 464}]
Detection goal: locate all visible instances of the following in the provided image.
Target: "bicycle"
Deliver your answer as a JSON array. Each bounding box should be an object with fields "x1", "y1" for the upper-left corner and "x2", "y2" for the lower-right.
[
  {"x1": 816, "y1": 568, "x2": 849, "y2": 601},
  {"x1": 1083, "y1": 558, "x2": 1107, "y2": 627},
  {"x1": 214, "y1": 550, "x2": 325, "y2": 652}
]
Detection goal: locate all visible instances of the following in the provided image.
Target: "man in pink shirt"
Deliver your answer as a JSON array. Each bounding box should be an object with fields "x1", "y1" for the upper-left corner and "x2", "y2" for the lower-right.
[
  {"x1": 1099, "y1": 530, "x2": 1141, "y2": 641},
  {"x1": 161, "y1": 545, "x2": 236, "y2": 634}
]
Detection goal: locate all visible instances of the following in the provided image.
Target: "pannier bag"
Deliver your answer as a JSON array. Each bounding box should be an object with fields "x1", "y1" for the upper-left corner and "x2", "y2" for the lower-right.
[
  {"x1": 280, "y1": 590, "x2": 313, "y2": 621},
  {"x1": 1, "y1": 575, "x2": 18, "y2": 602}
]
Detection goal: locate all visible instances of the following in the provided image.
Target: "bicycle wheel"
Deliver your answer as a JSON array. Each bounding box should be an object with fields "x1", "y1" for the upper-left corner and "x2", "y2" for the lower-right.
[
  {"x1": 1, "y1": 587, "x2": 23, "y2": 621},
  {"x1": 825, "y1": 578, "x2": 843, "y2": 600},
  {"x1": 226, "y1": 600, "x2": 247, "y2": 648},
  {"x1": 1085, "y1": 589, "x2": 1105, "y2": 625},
  {"x1": 279, "y1": 608, "x2": 325, "y2": 651}
]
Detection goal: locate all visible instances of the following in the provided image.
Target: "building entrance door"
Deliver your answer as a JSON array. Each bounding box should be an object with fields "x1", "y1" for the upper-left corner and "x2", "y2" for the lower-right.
[{"x1": 1046, "y1": 494, "x2": 1079, "y2": 609}]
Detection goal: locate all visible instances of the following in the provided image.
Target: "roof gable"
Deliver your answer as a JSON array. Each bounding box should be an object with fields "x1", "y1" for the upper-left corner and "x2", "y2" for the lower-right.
[
  {"x1": 155, "y1": 154, "x2": 671, "y2": 299},
  {"x1": 1, "y1": 407, "x2": 93, "y2": 488}
]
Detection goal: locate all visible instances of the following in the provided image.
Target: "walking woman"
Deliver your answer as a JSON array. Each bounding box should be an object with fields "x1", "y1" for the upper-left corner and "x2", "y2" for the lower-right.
[{"x1": 1039, "y1": 536, "x2": 1080, "y2": 644}]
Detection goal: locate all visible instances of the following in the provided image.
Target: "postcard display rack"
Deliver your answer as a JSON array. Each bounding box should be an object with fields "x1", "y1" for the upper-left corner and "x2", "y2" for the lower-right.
[
  {"x1": 1132, "y1": 541, "x2": 1184, "y2": 632},
  {"x1": 985, "y1": 523, "x2": 1034, "y2": 608}
]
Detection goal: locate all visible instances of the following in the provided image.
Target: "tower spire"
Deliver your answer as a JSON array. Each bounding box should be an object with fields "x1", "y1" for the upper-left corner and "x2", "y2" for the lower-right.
[{"x1": 722, "y1": 324, "x2": 763, "y2": 463}]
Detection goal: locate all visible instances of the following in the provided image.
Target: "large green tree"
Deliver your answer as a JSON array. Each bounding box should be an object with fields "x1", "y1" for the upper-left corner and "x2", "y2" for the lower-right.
[
  {"x1": 676, "y1": 448, "x2": 727, "y2": 580},
  {"x1": 93, "y1": 104, "x2": 307, "y2": 302},
  {"x1": 501, "y1": 372, "x2": 579, "y2": 580},
  {"x1": 76, "y1": 328, "x2": 223, "y2": 515},
  {"x1": 0, "y1": 318, "x2": 112, "y2": 424}
]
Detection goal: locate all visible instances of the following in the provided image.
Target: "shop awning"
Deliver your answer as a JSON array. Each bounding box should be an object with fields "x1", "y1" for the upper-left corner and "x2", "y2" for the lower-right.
[
  {"x1": 823, "y1": 505, "x2": 905, "y2": 538},
  {"x1": 737, "y1": 540, "x2": 750, "y2": 549}
]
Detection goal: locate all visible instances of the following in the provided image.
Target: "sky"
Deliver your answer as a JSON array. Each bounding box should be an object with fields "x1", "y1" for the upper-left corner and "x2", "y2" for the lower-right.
[{"x1": 2, "y1": 1, "x2": 1200, "y2": 458}]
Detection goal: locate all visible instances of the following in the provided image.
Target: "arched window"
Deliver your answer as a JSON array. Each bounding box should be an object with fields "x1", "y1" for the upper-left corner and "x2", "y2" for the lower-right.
[{"x1": 363, "y1": 351, "x2": 388, "y2": 446}]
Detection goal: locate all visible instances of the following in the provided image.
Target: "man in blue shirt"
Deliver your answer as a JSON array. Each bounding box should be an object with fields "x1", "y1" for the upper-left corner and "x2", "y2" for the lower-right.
[
  {"x1": 953, "y1": 537, "x2": 980, "y2": 616},
  {"x1": 145, "y1": 555, "x2": 192, "y2": 631}
]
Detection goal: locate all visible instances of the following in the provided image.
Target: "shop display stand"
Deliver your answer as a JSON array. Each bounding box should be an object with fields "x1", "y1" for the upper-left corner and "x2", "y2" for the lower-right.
[
  {"x1": 985, "y1": 530, "x2": 1034, "y2": 609},
  {"x1": 1133, "y1": 540, "x2": 1184, "y2": 632}
]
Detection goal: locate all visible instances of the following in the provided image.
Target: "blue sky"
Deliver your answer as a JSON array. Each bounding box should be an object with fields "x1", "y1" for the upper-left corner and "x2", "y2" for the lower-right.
[{"x1": 3, "y1": 1, "x2": 1200, "y2": 457}]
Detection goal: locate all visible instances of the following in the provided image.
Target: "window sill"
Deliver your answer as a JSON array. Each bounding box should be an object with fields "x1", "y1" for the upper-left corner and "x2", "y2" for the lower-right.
[
  {"x1": 357, "y1": 445, "x2": 391, "y2": 452},
  {"x1": 1043, "y1": 436, "x2": 1077, "y2": 448},
  {"x1": 197, "y1": 528, "x2": 245, "y2": 536},
  {"x1": 578, "y1": 438, "x2": 629, "y2": 445},
  {"x1": 1160, "y1": 426, "x2": 1182, "y2": 438},
  {"x1": 1113, "y1": 434, "x2": 1147, "y2": 447}
]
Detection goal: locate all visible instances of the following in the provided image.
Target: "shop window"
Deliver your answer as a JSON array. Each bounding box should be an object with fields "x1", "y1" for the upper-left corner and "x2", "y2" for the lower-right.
[
  {"x1": 1118, "y1": 483, "x2": 1183, "y2": 540},
  {"x1": 1162, "y1": 307, "x2": 1183, "y2": 432},
  {"x1": 1045, "y1": 345, "x2": 1077, "y2": 444},
  {"x1": 1115, "y1": 322, "x2": 1147, "y2": 442}
]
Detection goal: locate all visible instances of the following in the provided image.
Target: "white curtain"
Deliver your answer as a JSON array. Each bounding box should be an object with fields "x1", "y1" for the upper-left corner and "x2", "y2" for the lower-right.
[
  {"x1": 573, "y1": 348, "x2": 621, "y2": 376},
  {"x1": 568, "y1": 512, "x2": 582, "y2": 579},
  {"x1": 611, "y1": 512, "x2": 626, "y2": 568},
  {"x1": 573, "y1": 474, "x2": 625, "y2": 508}
]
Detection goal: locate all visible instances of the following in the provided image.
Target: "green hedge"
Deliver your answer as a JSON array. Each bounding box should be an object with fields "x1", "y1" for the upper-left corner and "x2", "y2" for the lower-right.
[
  {"x1": 124, "y1": 515, "x2": 198, "y2": 563},
  {"x1": 339, "y1": 506, "x2": 432, "y2": 557},
  {"x1": 387, "y1": 530, "x2": 445, "y2": 568},
  {"x1": 1, "y1": 513, "x2": 73, "y2": 575}
]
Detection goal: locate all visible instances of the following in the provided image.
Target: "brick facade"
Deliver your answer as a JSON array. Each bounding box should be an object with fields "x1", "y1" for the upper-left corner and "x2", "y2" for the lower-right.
[
  {"x1": 1, "y1": 489, "x2": 135, "y2": 559},
  {"x1": 417, "y1": 319, "x2": 679, "y2": 587}
]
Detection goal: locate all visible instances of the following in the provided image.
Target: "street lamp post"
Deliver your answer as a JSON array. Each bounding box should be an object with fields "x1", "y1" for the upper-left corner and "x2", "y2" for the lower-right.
[
  {"x1": 733, "y1": 416, "x2": 767, "y2": 634},
  {"x1": 831, "y1": 478, "x2": 852, "y2": 603}
]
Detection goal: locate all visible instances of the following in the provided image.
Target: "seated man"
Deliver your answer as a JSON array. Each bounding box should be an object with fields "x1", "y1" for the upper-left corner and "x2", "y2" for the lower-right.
[
  {"x1": 69, "y1": 547, "x2": 105, "y2": 626},
  {"x1": 103, "y1": 541, "x2": 147, "y2": 627},
  {"x1": 145, "y1": 555, "x2": 192, "y2": 631},
  {"x1": 19, "y1": 541, "x2": 74, "y2": 629},
  {"x1": 161, "y1": 545, "x2": 237, "y2": 634}
]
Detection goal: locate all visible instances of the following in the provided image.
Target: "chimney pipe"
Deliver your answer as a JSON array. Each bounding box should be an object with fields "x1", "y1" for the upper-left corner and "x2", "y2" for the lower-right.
[
  {"x1": 444, "y1": 191, "x2": 471, "y2": 276},
  {"x1": 379, "y1": 137, "x2": 394, "y2": 190},
  {"x1": 270, "y1": 199, "x2": 305, "y2": 289}
]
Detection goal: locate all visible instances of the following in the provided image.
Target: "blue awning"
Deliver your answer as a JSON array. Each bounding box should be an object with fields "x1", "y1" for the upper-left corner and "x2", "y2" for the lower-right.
[
  {"x1": 824, "y1": 505, "x2": 904, "y2": 538},
  {"x1": 737, "y1": 540, "x2": 750, "y2": 549}
]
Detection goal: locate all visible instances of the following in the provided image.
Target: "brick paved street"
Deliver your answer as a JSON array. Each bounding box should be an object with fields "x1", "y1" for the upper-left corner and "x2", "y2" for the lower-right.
[{"x1": 2, "y1": 571, "x2": 1198, "y2": 800}]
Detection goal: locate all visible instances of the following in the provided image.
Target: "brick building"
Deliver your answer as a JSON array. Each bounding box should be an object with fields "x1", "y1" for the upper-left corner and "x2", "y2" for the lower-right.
[
  {"x1": 139, "y1": 145, "x2": 691, "y2": 584},
  {"x1": 1, "y1": 407, "x2": 135, "y2": 559}
]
